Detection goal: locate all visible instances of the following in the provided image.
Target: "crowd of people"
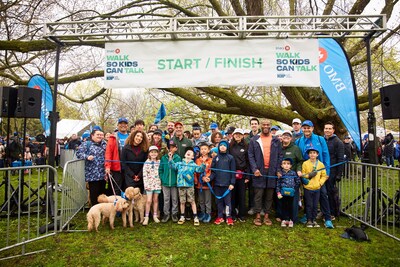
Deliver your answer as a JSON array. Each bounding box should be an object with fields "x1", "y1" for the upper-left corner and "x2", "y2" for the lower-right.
[{"x1": 72, "y1": 116, "x2": 396, "y2": 229}]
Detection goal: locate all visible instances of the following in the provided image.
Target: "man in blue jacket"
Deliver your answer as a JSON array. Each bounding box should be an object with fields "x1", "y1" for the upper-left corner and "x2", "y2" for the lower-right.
[
  {"x1": 295, "y1": 120, "x2": 334, "y2": 229},
  {"x1": 248, "y1": 119, "x2": 283, "y2": 226}
]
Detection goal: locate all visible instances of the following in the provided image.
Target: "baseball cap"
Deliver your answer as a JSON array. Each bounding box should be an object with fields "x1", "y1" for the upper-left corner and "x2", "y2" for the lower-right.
[
  {"x1": 93, "y1": 125, "x2": 102, "y2": 131},
  {"x1": 118, "y1": 117, "x2": 128, "y2": 124},
  {"x1": 302, "y1": 120, "x2": 314, "y2": 127},
  {"x1": 210, "y1": 123, "x2": 218, "y2": 130},
  {"x1": 232, "y1": 128, "x2": 244, "y2": 135},
  {"x1": 169, "y1": 140, "x2": 177, "y2": 147},
  {"x1": 345, "y1": 135, "x2": 351, "y2": 139},
  {"x1": 174, "y1": 121, "x2": 183, "y2": 127},
  {"x1": 282, "y1": 130, "x2": 293, "y2": 137},
  {"x1": 153, "y1": 129, "x2": 163, "y2": 135},
  {"x1": 271, "y1": 126, "x2": 280, "y2": 131},
  {"x1": 210, "y1": 147, "x2": 218, "y2": 154},
  {"x1": 243, "y1": 129, "x2": 250, "y2": 134},
  {"x1": 282, "y1": 157, "x2": 293, "y2": 165},
  {"x1": 149, "y1": 145, "x2": 159, "y2": 152},
  {"x1": 292, "y1": 118, "x2": 301, "y2": 124},
  {"x1": 306, "y1": 147, "x2": 319, "y2": 154},
  {"x1": 226, "y1": 126, "x2": 236, "y2": 134}
]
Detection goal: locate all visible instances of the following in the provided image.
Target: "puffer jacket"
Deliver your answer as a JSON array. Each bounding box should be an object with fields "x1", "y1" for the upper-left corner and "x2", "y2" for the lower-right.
[{"x1": 276, "y1": 169, "x2": 301, "y2": 193}]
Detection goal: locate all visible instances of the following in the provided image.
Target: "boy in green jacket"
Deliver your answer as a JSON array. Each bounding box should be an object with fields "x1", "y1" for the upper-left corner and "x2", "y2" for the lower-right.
[{"x1": 159, "y1": 140, "x2": 181, "y2": 223}]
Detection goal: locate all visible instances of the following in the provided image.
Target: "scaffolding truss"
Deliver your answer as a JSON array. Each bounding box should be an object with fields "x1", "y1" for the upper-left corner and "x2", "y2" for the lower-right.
[{"x1": 44, "y1": 15, "x2": 387, "y2": 45}]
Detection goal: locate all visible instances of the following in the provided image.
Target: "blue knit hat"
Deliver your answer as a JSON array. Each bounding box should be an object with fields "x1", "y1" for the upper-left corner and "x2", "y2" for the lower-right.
[{"x1": 218, "y1": 140, "x2": 229, "y2": 150}]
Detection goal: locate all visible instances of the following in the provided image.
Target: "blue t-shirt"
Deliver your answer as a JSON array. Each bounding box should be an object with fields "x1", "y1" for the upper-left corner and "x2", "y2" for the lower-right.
[{"x1": 117, "y1": 132, "x2": 129, "y2": 148}]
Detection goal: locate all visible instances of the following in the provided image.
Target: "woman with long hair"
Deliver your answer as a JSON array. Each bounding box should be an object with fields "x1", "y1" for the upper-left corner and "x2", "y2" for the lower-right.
[{"x1": 121, "y1": 130, "x2": 149, "y2": 193}]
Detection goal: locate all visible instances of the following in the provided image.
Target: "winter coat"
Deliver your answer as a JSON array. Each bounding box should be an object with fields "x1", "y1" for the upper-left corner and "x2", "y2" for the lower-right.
[
  {"x1": 142, "y1": 159, "x2": 162, "y2": 191},
  {"x1": 170, "y1": 159, "x2": 205, "y2": 188},
  {"x1": 282, "y1": 142, "x2": 303, "y2": 173},
  {"x1": 105, "y1": 135, "x2": 121, "y2": 172},
  {"x1": 302, "y1": 159, "x2": 328, "y2": 191},
  {"x1": 295, "y1": 133, "x2": 331, "y2": 176},
  {"x1": 159, "y1": 153, "x2": 181, "y2": 187},
  {"x1": 194, "y1": 157, "x2": 213, "y2": 190},
  {"x1": 276, "y1": 169, "x2": 301, "y2": 193},
  {"x1": 229, "y1": 140, "x2": 249, "y2": 172},
  {"x1": 325, "y1": 135, "x2": 345, "y2": 180},
  {"x1": 121, "y1": 144, "x2": 148, "y2": 188},
  {"x1": 210, "y1": 152, "x2": 236, "y2": 187},
  {"x1": 248, "y1": 135, "x2": 283, "y2": 189},
  {"x1": 76, "y1": 140, "x2": 107, "y2": 182}
]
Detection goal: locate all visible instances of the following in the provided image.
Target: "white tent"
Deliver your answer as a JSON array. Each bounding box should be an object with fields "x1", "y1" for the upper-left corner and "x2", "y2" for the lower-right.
[{"x1": 56, "y1": 119, "x2": 95, "y2": 139}]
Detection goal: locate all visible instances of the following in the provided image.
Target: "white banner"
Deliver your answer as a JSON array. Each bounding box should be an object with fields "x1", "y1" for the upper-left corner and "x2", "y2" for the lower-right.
[{"x1": 104, "y1": 39, "x2": 320, "y2": 88}]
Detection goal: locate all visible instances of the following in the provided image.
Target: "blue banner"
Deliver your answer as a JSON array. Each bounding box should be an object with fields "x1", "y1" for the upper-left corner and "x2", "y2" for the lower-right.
[
  {"x1": 154, "y1": 103, "x2": 166, "y2": 124},
  {"x1": 319, "y1": 39, "x2": 361, "y2": 150},
  {"x1": 27, "y1": 75, "x2": 53, "y2": 136}
]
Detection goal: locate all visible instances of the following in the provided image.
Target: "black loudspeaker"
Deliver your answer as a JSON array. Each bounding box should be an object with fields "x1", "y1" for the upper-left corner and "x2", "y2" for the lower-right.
[
  {"x1": 0, "y1": 86, "x2": 18, "y2": 117},
  {"x1": 15, "y1": 86, "x2": 42, "y2": 118},
  {"x1": 380, "y1": 84, "x2": 400, "y2": 120}
]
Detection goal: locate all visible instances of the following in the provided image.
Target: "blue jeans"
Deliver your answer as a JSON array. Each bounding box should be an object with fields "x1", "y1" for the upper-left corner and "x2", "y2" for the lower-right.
[
  {"x1": 319, "y1": 184, "x2": 331, "y2": 221},
  {"x1": 385, "y1": 156, "x2": 394, "y2": 167}
]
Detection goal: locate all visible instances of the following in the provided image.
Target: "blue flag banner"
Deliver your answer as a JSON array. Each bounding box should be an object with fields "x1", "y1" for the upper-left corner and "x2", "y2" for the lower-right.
[
  {"x1": 319, "y1": 39, "x2": 361, "y2": 150},
  {"x1": 27, "y1": 75, "x2": 53, "y2": 136},
  {"x1": 154, "y1": 103, "x2": 166, "y2": 124}
]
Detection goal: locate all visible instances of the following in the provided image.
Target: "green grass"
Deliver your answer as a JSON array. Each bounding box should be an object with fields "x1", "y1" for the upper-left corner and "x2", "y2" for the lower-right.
[{"x1": 1, "y1": 212, "x2": 399, "y2": 266}]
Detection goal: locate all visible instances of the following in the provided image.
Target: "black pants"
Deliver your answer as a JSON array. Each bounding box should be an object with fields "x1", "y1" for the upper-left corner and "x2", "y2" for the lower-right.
[
  {"x1": 232, "y1": 178, "x2": 246, "y2": 218},
  {"x1": 280, "y1": 196, "x2": 294, "y2": 221},
  {"x1": 88, "y1": 180, "x2": 106, "y2": 206}
]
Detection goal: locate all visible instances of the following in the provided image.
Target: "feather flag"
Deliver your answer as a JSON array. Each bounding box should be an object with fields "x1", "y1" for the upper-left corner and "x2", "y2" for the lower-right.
[{"x1": 154, "y1": 103, "x2": 166, "y2": 124}]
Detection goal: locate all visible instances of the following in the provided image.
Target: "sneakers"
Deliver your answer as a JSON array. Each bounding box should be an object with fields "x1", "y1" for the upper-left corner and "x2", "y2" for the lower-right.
[
  {"x1": 226, "y1": 218, "x2": 234, "y2": 226},
  {"x1": 306, "y1": 220, "x2": 313, "y2": 228},
  {"x1": 177, "y1": 216, "x2": 185, "y2": 225},
  {"x1": 214, "y1": 217, "x2": 224, "y2": 225},
  {"x1": 194, "y1": 217, "x2": 200, "y2": 226},
  {"x1": 281, "y1": 220, "x2": 287, "y2": 227},
  {"x1": 324, "y1": 215, "x2": 336, "y2": 221},
  {"x1": 153, "y1": 215, "x2": 160, "y2": 223},
  {"x1": 313, "y1": 222, "x2": 320, "y2": 228},
  {"x1": 171, "y1": 213, "x2": 179, "y2": 223},
  {"x1": 237, "y1": 217, "x2": 246, "y2": 223},
  {"x1": 324, "y1": 220, "x2": 334, "y2": 229},
  {"x1": 299, "y1": 215, "x2": 307, "y2": 224},
  {"x1": 161, "y1": 214, "x2": 170, "y2": 223},
  {"x1": 316, "y1": 211, "x2": 323, "y2": 220},
  {"x1": 203, "y1": 213, "x2": 211, "y2": 223},
  {"x1": 288, "y1": 220, "x2": 294, "y2": 228},
  {"x1": 198, "y1": 212, "x2": 205, "y2": 222},
  {"x1": 142, "y1": 216, "x2": 149, "y2": 226}
]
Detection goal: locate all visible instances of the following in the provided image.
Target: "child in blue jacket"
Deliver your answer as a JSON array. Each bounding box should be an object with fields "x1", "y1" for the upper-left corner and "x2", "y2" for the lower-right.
[
  {"x1": 277, "y1": 158, "x2": 300, "y2": 227},
  {"x1": 170, "y1": 147, "x2": 205, "y2": 226},
  {"x1": 205, "y1": 140, "x2": 236, "y2": 225}
]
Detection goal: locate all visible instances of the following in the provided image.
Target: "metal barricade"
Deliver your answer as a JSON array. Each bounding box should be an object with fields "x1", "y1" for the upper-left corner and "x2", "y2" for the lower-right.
[
  {"x1": 60, "y1": 149, "x2": 76, "y2": 169},
  {"x1": 340, "y1": 161, "x2": 400, "y2": 241},
  {"x1": 60, "y1": 159, "x2": 87, "y2": 230},
  {"x1": 0, "y1": 165, "x2": 58, "y2": 260}
]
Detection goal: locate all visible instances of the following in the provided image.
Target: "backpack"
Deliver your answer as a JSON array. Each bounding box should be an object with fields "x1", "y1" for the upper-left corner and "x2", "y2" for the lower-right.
[{"x1": 344, "y1": 226, "x2": 370, "y2": 242}]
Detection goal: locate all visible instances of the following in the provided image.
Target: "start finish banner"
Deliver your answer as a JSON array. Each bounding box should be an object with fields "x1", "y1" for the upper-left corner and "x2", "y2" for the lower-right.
[{"x1": 104, "y1": 39, "x2": 320, "y2": 88}]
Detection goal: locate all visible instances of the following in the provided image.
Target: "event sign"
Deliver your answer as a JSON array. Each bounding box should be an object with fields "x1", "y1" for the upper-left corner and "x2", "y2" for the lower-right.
[{"x1": 105, "y1": 39, "x2": 320, "y2": 88}]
